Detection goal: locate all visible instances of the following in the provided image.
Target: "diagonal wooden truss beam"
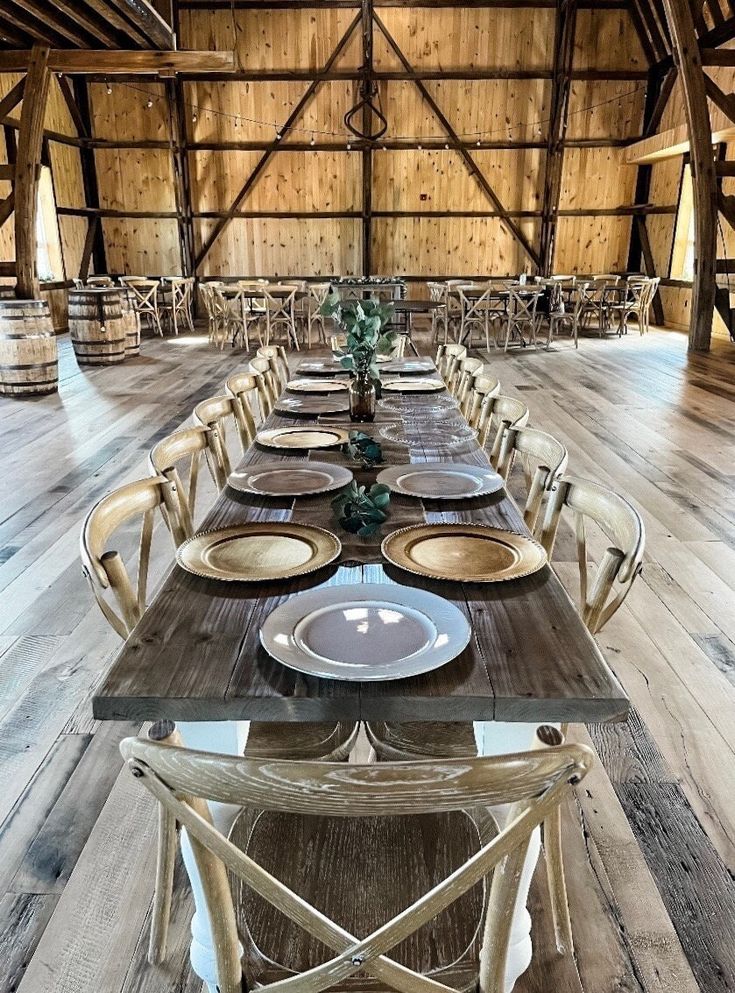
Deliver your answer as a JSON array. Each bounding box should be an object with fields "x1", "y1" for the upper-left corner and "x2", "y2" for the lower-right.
[
  {"x1": 0, "y1": 77, "x2": 26, "y2": 123},
  {"x1": 538, "y1": 0, "x2": 577, "y2": 275},
  {"x1": 373, "y1": 12, "x2": 541, "y2": 267},
  {"x1": 703, "y1": 73, "x2": 735, "y2": 125},
  {"x1": 194, "y1": 13, "x2": 362, "y2": 270}
]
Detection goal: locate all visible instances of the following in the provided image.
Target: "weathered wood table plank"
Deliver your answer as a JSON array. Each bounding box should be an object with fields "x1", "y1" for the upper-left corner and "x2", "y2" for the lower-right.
[{"x1": 93, "y1": 361, "x2": 628, "y2": 724}]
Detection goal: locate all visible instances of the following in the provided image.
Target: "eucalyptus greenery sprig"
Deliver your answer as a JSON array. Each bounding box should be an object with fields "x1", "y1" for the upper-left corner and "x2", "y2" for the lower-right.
[
  {"x1": 320, "y1": 291, "x2": 396, "y2": 382},
  {"x1": 331, "y1": 481, "x2": 391, "y2": 537},
  {"x1": 346, "y1": 430, "x2": 384, "y2": 468}
]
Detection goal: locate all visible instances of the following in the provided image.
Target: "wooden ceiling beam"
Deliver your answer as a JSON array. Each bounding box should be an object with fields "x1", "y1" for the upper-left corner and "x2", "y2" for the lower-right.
[
  {"x1": 179, "y1": 0, "x2": 627, "y2": 6},
  {"x1": 0, "y1": 5, "x2": 67, "y2": 47},
  {"x1": 74, "y1": 0, "x2": 153, "y2": 47},
  {"x1": 0, "y1": 51, "x2": 236, "y2": 74},
  {"x1": 50, "y1": 0, "x2": 129, "y2": 48},
  {"x1": 105, "y1": 0, "x2": 173, "y2": 48},
  {"x1": 0, "y1": 13, "x2": 36, "y2": 47},
  {"x1": 172, "y1": 68, "x2": 648, "y2": 81},
  {"x1": 3, "y1": 0, "x2": 98, "y2": 47}
]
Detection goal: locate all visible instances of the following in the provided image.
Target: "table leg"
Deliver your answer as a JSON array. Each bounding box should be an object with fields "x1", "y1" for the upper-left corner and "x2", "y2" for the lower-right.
[
  {"x1": 177, "y1": 720, "x2": 249, "y2": 992},
  {"x1": 474, "y1": 721, "x2": 550, "y2": 992}
]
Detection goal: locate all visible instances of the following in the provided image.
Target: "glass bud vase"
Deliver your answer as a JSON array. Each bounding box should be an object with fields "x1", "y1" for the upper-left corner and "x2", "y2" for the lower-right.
[{"x1": 349, "y1": 369, "x2": 376, "y2": 422}]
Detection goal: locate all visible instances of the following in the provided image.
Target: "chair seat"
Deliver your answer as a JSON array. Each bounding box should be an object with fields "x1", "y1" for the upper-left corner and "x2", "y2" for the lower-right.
[
  {"x1": 230, "y1": 807, "x2": 484, "y2": 992},
  {"x1": 366, "y1": 721, "x2": 477, "y2": 760},
  {"x1": 245, "y1": 721, "x2": 358, "y2": 761}
]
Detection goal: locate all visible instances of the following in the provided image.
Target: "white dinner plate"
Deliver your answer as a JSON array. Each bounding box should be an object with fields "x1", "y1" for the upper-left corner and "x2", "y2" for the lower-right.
[
  {"x1": 376, "y1": 462, "x2": 503, "y2": 499},
  {"x1": 260, "y1": 583, "x2": 471, "y2": 681},
  {"x1": 228, "y1": 461, "x2": 353, "y2": 496}
]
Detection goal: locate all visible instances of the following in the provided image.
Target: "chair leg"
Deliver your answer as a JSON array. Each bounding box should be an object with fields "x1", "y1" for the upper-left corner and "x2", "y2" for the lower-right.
[
  {"x1": 544, "y1": 803, "x2": 575, "y2": 957},
  {"x1": 146, "y1": 720, "x2": 181, "y2": 965}
]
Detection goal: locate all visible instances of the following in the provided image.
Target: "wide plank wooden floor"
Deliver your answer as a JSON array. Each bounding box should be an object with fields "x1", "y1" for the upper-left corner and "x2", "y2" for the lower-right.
[{"x1": 1, "y1": 325, "x2": 734, "y2": 993}]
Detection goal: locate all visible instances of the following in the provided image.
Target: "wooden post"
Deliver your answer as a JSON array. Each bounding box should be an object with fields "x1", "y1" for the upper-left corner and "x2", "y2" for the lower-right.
[
  {"x1": 14, "y1": 45, "x2": 51, "y2": 300},
  {"x1": 660, "y1": 0, "x2": 717, "y2": 351},
  {"x1": 361, "y1": 0, "x2": 374, "y2": 276},
  {"x1": 72, "y1": 77, "x2": 107, "y2": 278},
  {"x1": 539, "y1": 0, "x2": 577, "y2": 276}
]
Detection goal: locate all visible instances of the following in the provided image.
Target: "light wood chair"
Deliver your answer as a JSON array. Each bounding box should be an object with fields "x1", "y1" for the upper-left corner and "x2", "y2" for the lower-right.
[
  {"x1": 476, "y1": 393, "x2": 530, "y2": 467},
  {"x1": 495, "y1": 425, "x2": 569, "y2": 536},
  {"x1": 457, "y1": 284, "x2": 499, "y2": 350},
  {"x1": 502, "y1": 286, "x2": 543, "y2": 351},
  {"x1": 225, "y1": 371, "x2": 264, "y2": 431},
  {"x1": 237, "y1": 280, "x2": 269, "y2": 347},
  {"x1": 161, "y1": 276, "x2": 195, "y2": 336},
  {"x1": 193, "y1": 394, "x2": 251, "y2": 476},
  {"x1": 120, "y1": 726, "x2": 594, "y2": 993},
  {"x1": 427, "y1": 280, "x2": 449, "y2": 345},
  {"x1": 302, "y1": 281, "x2": 332, "y2": 347},
  {"x1": 465, "y1": 374, "x2": 501, "y2": 430},
  {"x1": 87, "y1": 275, "x2": 115, "y2": 287},
  {"x1": 199, "y1": 282, "x2": 218, "y2": 343},
  {"x1": 452, "y1": 356, "x2": 484, "y2": 406},
  {"x1": 124, "y1": 278, "x2": 163, "y2": 337},
  {"x1": 82, "y1": 481, "x2": 358, "y2": 969},
  {"x1": 148, "y1": 425, "x2": 229, "y2": 533},
  {"x1": 539, "y1": 474, "x2": 645, "y2": 637},
  {"x1": 544, "y1": 281, "x2": 588, "y2": 349},
  {"x1": 248, "y1": 356, "x2": 279, "y2": 417},
  {"x1": 435, "y1": 342, "x2": 467, "y2": 382},
  {"x1": 256, "y1": 344, "x2": 290, "y2": 394},
  {"x1": 264, "y1": 284, "x2": 300, "y2": 349}
]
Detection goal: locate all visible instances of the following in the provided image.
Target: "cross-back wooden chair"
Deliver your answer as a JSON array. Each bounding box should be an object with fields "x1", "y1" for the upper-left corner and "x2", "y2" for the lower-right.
[
  {"x1": 427, "y1": 280, "x2": 450, "y2": 344},
  {"x1": 193, "y1": 394, "x2": 251, "y2": 476},
  {"x1": 452, "y1": 356, "x2": 484, "y2": 407},
  {"x1": 457, "y1": 285, "x2": 501, "y2": 350},
  {"x1": 82, "y1": 483, "x2": 358, "y2": 970},
  {"x1": 87, "y1": 275, "x2": 115, "y2": 287},
  {"x1": 123, "y1": 278, "x2": 163, "y2": 336},
  {"x1": 225, "y1": 371, "x2": 263, "y2": 431},
  {"x1": 148, "y1": 425, "x2": 228, "y2": 534},
  {"x1": 538, "y1": 474, "x2": 645, "y2": 637},
  {"x1": 264, "y1": 284, "x2": 300, "y2": 349},
  {"x1": 162, "y1": 276, "x2": 195, "y2": 336},
  {"x1": 476, "y1": 393, "x2": 530, "y2": 467},
  {"x1": 199, "y1": 282, "x2": 217, "y2": 343},
  {"x1": 257, "y1": 344, "x2": 290, "y2": 394},
  {"x1": 501, "y1": 287, "x2": 542, "y2": 352},
  {"x1": 465, "y1": 374, "x2": 501, "y2": 430},
  {"x1": 299, "y1": 281, "x2": 331, "y2": 347},
  {"x1": 435, "y1": 342, "x2": 467, "y2": 383},
  {"x1": 544, "y1": 281, "x2": 588, "y2": 349},
  {"x1": 248, "y1": 356, "x2": 278, "y2": 417},
  {"x1": 495, "y1": 425, "x2": 569, "y2": 536},
  {"x1": 121, "y1": 728, "x2": 593, "y2": 993}
]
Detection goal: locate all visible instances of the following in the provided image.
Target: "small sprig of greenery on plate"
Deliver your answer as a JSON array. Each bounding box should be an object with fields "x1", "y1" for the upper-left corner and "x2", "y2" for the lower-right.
[
  {"x1": 331, "y1": 481, "x2": 391, "y2": 537},
  {"x1": 320, "y1": 291, "x2": 396, "y2": 382}
]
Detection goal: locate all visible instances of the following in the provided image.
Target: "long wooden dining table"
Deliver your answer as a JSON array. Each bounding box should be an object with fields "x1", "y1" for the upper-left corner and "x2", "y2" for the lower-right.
[{"x1": 93, "y1": 356, "x2": 627, "y2": 992}]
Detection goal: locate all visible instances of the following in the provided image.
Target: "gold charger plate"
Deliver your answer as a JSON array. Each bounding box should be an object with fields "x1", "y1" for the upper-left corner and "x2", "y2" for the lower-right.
[
  {"x1": 256, "y1": 426, "x2": 350, "y2": 450},
  {"x1": 287, "y1": 378, "x2": 348, "y2": 394},
  {"x1": 176, "y1": 522, "x2": 341, "y2": 582},
  {"x1": 381, "y1": 377, "x2": 445, "y2": 393},
  {"x1": 381, "y1": 523, "x2": 547, "y2": 583}
]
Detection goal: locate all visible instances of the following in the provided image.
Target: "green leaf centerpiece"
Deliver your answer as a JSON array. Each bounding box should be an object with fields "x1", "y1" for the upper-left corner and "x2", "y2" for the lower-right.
[
  {"x1": 346, "y1": 430, "x2": 384, "y2": 468},
  {"x1": 320, "y1": 291, "x2": 397, "y2": 383},
  {"x1": 331, "y1": 481, "x2": 391, "y2": 537}
]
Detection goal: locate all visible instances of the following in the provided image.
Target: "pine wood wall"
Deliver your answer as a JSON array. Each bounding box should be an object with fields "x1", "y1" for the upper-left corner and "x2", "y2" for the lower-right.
[{"x1": 80, "y1": 2, "x2": 646, "y2": 281}]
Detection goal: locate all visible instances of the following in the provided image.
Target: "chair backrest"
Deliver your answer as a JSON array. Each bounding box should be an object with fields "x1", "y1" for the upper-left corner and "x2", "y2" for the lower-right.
[
  {"x1": 496, "y1": 426, "x2": 569, "y2": 535},
  {"x1": 248, "y1": 357, "x2": 277, "y2": 417},
  {"x1": 81, "y1": 476, "x2": 187, "y2": 639},
  {"x1": 435, "y1": 342, "x2": 467, "y2": 380},
  {"x1": 121, "y1": 727, "x2": 593, "y2": 993},
  {"x1": 225, "y1": 372, "x2": 262, "y2": 436},
  {"x1": 477, "y1": 394, "x2": 530, "y2": 466},
  {"x1": 148, "y1": 425, "x2": 228, "y2": 533},
  {"x1": 465, "y1": 374, "x2": 501, "y2": 429},
  {"x1": 87, "y1": 275, "x2": 115, "y2": 287},
  {"x1": 539, "y1": 475, "x2": 645, "y2": 635},
  {"x1": 256, "y1": 345, "x2": 289, "y2": 393},
  {"x1": 265, "y1": 284, "x2": 298, "y2": 314},
  {"x1": 507, "y1": 287, "x2": 541, "y2": 323},
  {"x1": 193, "y1": 393, "x2": 250, "y2": 475},
  {"x1": 452, "y1": 356, "x2": 484, "y2": 404},
  {"x1": 126, "y1": 279, "x2": 160, "y2": 310}
]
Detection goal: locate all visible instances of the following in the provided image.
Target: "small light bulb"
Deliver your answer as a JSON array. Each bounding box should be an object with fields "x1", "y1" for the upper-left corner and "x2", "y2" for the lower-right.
[
  {"x1": 346, "y1": 142, "x2": 351, "y2": 151},
  {"x1": 106, "y1": 84, "x2": 112, "y2": 95},
  {"x1": 192, "y1": 113, "x2": 198, "y2": 123},
  {"x1": 476, "y1": 138, "x2": 481, "y2": 146},
  {"x1": 444, "y1": 143, "x2": 449, "y2": 150},
  {"x1": 276, "y1": 131, "x2": 282, "y2": 141},
  {"x1": 417, "y1": 144, "x2": 422, "y2": 150},
  {"x1": 310, "y1": 134, "x2": 315, "y2": 146},
  {"x1": 146, "y1": 98, "x2": 153, "y2": 109}
]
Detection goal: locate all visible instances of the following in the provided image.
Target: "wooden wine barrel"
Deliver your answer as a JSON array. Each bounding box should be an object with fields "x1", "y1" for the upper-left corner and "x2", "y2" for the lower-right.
[
  {"x1": 119, "y1": 287, "x2": 141, "y2": 357},
  {"x1": 0, "y1": 285, "x2": 15, "y2": 300},
  {"x1": 69, "y1": 288, "x2": 126, "y2": 366},
  {"x1": 0, "y1": 299, "x2": 58, "y2": 397}
]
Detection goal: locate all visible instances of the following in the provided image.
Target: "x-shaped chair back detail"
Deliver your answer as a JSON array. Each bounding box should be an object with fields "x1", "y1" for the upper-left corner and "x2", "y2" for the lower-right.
[
  {"x1": 121, "y1": 731, "x2": 593, "y2": 993},
  {"x1": 149, "y1": 425, "x2": 229, "y2": 534}
]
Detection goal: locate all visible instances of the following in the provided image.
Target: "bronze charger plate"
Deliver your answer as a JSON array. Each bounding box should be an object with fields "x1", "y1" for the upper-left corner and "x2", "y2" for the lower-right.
[
  {"x1": 228, "y1": 461, "x2": 353, "y2": 496},
  {"x1": 176, "y1": 522, "x2": 341, "y2": 582},
  {"x1": 256, "y1": 426, "x2": 350, "y2": 450},
  {"x1": 275, "y1": 395, "x2": 350, "y2": 417},
  {"x1": 381, "y1": 523, "x2": 547, "y2": 583},
  {"x1": 287, "y1": 378, "x2": 348, "y2": 394},
  {"x1": 381, "y1": 377, "x2": 445, "y2": 393}
]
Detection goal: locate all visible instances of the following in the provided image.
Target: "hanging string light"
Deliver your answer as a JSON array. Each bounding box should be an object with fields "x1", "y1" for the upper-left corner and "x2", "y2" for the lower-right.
[{"x1": 119, "y1": 81, "x2": 644, "y2": 147}]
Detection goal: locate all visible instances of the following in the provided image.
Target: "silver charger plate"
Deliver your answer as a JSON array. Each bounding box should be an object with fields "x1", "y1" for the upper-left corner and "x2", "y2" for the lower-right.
[
  {"x1": 228, "y1": 461, "x2": 353, "y2": 496},
  {"x1": 260, "y1": 583, "x2": 471, "y2": 681},
  {"x1": 381, "y1": 359, "x2": 436, "y2": 374},
  {"x1": 376, "y1": 461, "x2": 503, "y2": 499}
]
